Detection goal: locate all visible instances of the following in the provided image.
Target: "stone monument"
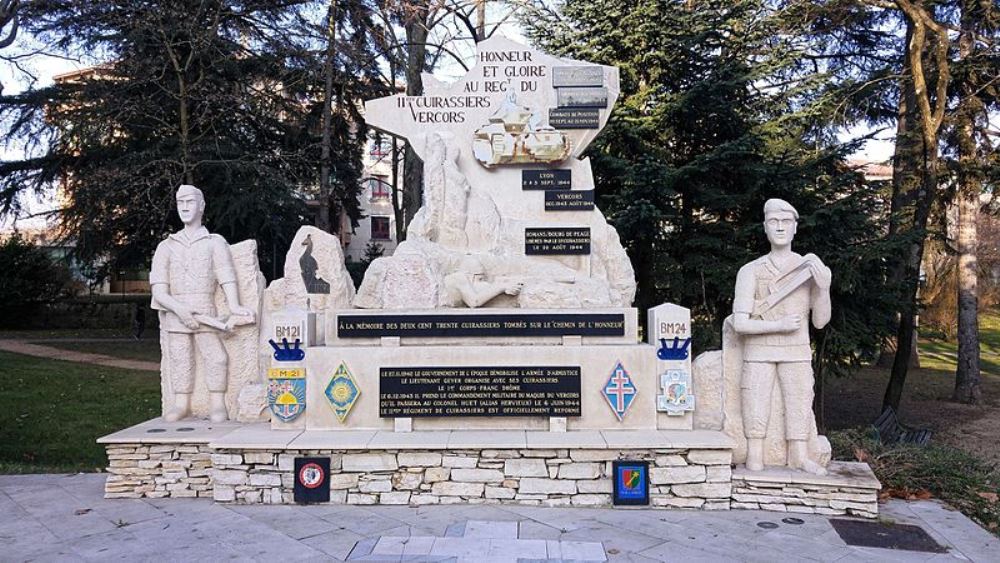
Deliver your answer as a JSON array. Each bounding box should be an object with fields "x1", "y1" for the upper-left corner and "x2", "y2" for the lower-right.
[
  {"x1": 151, "y1": 185, "x2": 258, "y2": 422},
  {"x1": 100, "y1": 38, "x2": 879, "y2": 516}
]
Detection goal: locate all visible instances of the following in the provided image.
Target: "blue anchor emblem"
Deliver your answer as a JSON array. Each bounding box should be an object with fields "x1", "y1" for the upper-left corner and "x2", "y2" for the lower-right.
[
  {"x1": 657, "y1": 337, "x2": 691, "y2": 361},
  {"x1": 270, "y1": 338, "x2": 305, "y2": 362}
]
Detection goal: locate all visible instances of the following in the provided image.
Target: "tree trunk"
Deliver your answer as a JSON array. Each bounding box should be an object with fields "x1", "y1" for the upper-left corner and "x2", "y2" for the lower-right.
[
  {"x1": 877, "y1": 24, "x2": 921, "y2": 370},
  {"x1": 884, "y1": 1, "x2": 949, "y2": 412},
  {"x1": 317, "y1": 0, "x2": 339, "y2": 233},
  {"x1": 401, "y1": 6, "x2": 429, "y2": 234},
  {"x1": 391, "y1": 136, "x2": 405, "y2": 243},
  {"x1": 953, "y1": 10, "x2": 982, "y2": 404}
]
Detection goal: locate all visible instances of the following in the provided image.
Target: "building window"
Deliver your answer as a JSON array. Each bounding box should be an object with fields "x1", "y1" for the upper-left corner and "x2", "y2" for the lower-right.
[
  {"x1": 371, "y1": 216, "x2": 391, "y2": 240},
  {"x1": 368, "y1": 177, "x2": 390, "y2": 200},
  {"x1": 370, "y1": 138, "x2": 391, "y2": 158}
]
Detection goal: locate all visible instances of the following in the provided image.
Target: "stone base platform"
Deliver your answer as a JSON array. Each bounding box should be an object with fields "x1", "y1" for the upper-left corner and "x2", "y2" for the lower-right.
[{"x1": 99, "y1": 419, "x2": 879, "y2": 516}]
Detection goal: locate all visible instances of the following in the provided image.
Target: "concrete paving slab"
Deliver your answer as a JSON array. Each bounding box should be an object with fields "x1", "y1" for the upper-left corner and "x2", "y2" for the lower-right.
[{"x1": 1, "y1": 473, "x2": 998, "y2": 562}]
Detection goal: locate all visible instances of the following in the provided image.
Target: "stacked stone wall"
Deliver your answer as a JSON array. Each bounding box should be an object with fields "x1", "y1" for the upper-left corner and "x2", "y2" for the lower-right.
[
  {"x1": 105, "y1": 444, "x2": 214, "y2": 499},
  {"x1": 209, "y1": 448, "x2": 733, "y2": 508},
  {"x1": 731, "y1": 475, "x2": 878, "y2": 518}
]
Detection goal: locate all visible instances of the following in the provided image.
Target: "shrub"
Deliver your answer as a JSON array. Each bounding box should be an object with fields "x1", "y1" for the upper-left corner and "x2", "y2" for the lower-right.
[
  {"x1": 0, "y1": 235, "x2": 72, "y2": 325},
  {"x1": 830, "y1": 428, "x2": 1000, "y2": 535}
]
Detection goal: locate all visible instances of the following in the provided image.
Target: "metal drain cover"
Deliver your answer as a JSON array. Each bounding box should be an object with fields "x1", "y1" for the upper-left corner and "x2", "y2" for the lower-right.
[{"x1": 830, "y1": 519, "x2": 947, "y2": 553}]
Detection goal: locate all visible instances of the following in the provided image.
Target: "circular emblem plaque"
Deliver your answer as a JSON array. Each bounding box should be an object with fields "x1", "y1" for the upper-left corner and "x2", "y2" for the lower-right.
[{"x1": 298, "y1": 462, "x2": 325, "y2": 489}]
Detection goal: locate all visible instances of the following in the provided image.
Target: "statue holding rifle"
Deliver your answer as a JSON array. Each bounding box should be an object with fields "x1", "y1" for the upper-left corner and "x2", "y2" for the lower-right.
[
  {"x1": 150, "y1": 185, "x2": 255, "y2": 422},
  {"x1": 732, "y1": 199, "x2": 832, "y2": 475}
]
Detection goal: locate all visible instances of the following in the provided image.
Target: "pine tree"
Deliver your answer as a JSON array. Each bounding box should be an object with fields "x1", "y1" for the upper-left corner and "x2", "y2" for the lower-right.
[{"x1": 523, "y1": 0, "x2": 904, "y2": 377}]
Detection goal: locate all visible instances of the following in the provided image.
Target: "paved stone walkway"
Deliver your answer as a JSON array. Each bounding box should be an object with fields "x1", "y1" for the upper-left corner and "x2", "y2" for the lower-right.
[
  {"x1": 0, "y1": 340, "x2": 159, "y2": 372},
  {"x1": 2, "y1": 473, "x2": 998, "y2": 562}
]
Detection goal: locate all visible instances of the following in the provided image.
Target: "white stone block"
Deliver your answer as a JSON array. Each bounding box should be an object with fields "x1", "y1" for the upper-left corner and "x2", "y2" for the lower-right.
[
  {"x1": 706, "y1": 466, "x2": 732, "y2": 483},
  {"x1": 671, "y1": 482, "x2": 731, "y2": 498},
  {"x1": 557, "y1": 463, "x2": 602, "y2": 480},
  {"x1": 442, "y1": 456, "x2": 478, "y2": 468},
  {"x1": 687, "y1": 450, "x2": 732, "y2": 465},
  {"x1": 431, "y1": 482, "x2": 485, "y2": 497},
  {"x1": 380, "y1": 491, "x2": 411, "y2": 505},
  {"x1": 577, "y1": 479, "x2": 612, "y2": 494},
  {"x1": 485, "y1": 486, "x2": 516, "y2": 499},
  {"x1": 348, "y1": 493, "x2": 378, "y2": 505},
  {"x1": 398, "y1": 453, "x2": 442, "y2": 467},
  {"x1": 572, "y1": 494, "x2": 611, "y2": 506},
  {"x1": 328, "y1": 473, "x2": 360, "y2": 490},
  {"x1": 504, "y1": 459, "x2": 548, "y2": 477},
  {"x1": 649, "y1": 466, "x2": 706, "y2": 485},
  {"x1": 359, "y1": 478, "x2": 392, "y2": 493},
  {"x1": 213, "y1": 485, "x2": 236, "y2": 502},
  {"x1": 654, "y1": 455, "x2": 687, "y2": 467},
  {"x1": 342, "y1": 454, "x2": 398, "y2": 472},
  {"x1": 211, "y1": 454, "x2": 244, "y2": 466},
  {"x1": 277, "y1": 454, "x2": 295, "y2": 471},
  {"x1": 651, "y1": 496, "x2": 705, "y2": 508},
  {"x1": 518, "y1": 478, "x2": 577, "y2": 495},
  {"x1": 244, "y1": 453, "x2": 274, "y2": 465},
  {"x1": 249, "y1": 473, "x2": 282, "y2": 487},
  {"x1": 424, "y1": 467, "x2": 451, "y2": 483},
  {"x1": 392, "y1": 472, "x2": 423, "y2": 490},
  {"x1": 211, "y1": 469, "x2": 248, "y2": 486},
  {"x1": 412, "y1": 495, "x2": 440, "y2": 505},
  {"x1": 451, "y1": 468, "x2": 504, "y2": 483},
  {"x1": 570, "y1": 450, "x2": 620, "y2": 462}
]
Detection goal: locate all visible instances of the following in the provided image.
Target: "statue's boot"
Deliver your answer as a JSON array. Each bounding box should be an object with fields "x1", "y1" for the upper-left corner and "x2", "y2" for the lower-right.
[
  {"x1": 745, "y1": 438, "x2": 765, "y2": 471},
  {"x1": 209, "y1": 392, "x2": 229, "y2": 423},
  {"x1": 165, "y1": 393, "x2": 192, "y2": 422},
  {"x1": 789, "y1": 440, "x2": 828, "y2": 475}
]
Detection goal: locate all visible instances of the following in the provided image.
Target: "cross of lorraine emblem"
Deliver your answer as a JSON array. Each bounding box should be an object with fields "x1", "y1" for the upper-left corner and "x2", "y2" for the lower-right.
[{"x1": 602, "y1": 361, "x2": 637, "y2": 422}]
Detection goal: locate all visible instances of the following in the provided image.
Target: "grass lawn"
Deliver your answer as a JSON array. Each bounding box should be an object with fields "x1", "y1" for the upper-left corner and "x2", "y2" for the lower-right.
[
  {"x1": 35, "y1": 339, "x2": 162, "y2": 363},
  {"x1": 918, "y1": 310, "x2": 1000, "y2": 375},
  {"x1": 0, "y1": 351, "x2": 160, "y2": 474}
]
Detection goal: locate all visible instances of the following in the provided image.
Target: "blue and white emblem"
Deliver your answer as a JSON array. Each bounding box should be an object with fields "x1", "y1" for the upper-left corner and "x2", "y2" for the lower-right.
[
  {"x1": 267, "y1": 367, "x2": 306, "y2": 423},
  {"x1": 603, "y1": 361, "x2": 637, "y2": 421}
]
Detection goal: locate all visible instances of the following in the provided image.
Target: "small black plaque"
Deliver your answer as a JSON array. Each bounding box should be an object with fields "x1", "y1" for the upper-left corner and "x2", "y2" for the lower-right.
[
  {"x1": 545, "y1": 190, "x2": 595, "y2": 211},
  {"x1": 337, "y1": 312, "x2": 625, "y2": 338},
  {"x1": 294, "y1": 457, "x2": 330, "y2": 504},
  {"x1": 523, "y1": 169, "x2": 571, "y2": 191},
  {"x1": 557, "y1": 86, "x2": 609, "y2": 108},
  {"x1": 553, "y1": 66, "x2": 604, "y2": 88},
  {"x1": 612, "y1": 460, "x2": 649, "y2": 506},
  {"x1": 380, "y1": 366, "x2": 582, "y2": 417},
  {"x1": 830, "y1": 519, "x2": 947, "y2": 553},
  {"x1": 549, "y1": 108, "x2": 600, "y2": 129},
  {"x1": 525, "y1": 227, "x2": 591, "y2": 255}
]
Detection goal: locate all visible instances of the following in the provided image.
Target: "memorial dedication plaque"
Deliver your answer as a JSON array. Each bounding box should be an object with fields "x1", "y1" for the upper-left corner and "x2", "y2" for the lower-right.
[
  {"x1": 556, "y1": 87, "x2": 609, "y2": 108},
  {"x1": 549, "y1": 108, "x2": 600, "y2": 129},
  {"x1": 545, "y1": 190, "x2": 595, "y2": 211},
  {"x1": 522, "y1": 169, "x2": 571, "y2": 190},
  {"x1": 380, "y1": 366, "x2": 582, "y2": 417},
  {"x1": 552, "y1": 66, "x2": 605, "y2": 88},
  {"x1": 525, "y1": 227, "x2": 591, "y2": 255},
  {"x1": 337, "y1": 311, "x2": 626, "y2": 338}
]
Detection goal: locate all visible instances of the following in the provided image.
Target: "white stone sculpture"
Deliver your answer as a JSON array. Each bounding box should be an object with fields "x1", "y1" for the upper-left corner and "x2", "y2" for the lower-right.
[
  {"x1": 151, "y1": 185, "x2": 256, "y2": 422},
  {"x1": 732, "y1": 198, "x2": 832, "y2": 475}
]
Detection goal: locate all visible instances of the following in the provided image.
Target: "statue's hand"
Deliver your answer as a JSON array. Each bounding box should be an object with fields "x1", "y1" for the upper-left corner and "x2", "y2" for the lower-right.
[
  {"x1": 229, "y1": 305, "x2": 256, "y2": 320},
  {"x1": 174, "y1": 305, "x2": 199, "y2": 330},
  {"x1": 504, "y1": 281, "x2": 524, "y2": 296},
  {"x1": 804, "y1": 254, "x2": 832, "y2": 291},
  {"x1": 778, "y1": 314, "x2": 802, "y2": 332}
]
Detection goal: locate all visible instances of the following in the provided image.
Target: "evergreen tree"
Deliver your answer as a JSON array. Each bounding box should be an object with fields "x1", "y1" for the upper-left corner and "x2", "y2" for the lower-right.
[
  {"x1": 0, "y1": 0, "x2": 376, "y2": 279},
  {"x1": 523, "y1": 0, "x2": 905, "y2": 377}
]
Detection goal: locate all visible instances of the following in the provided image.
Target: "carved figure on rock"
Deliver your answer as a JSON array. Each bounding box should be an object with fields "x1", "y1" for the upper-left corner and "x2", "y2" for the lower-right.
[
  {"x1": 151, "y1": 185, "x2": 256, "y2": 422},
  {"x1": 732, "y1": 199, "x2": 832, "y2": 475},
  {"x1": 443, "y1": 255, "x2": 524, "y2": 308},
  {"x1": 299, "y1": 234, "x2": 330, "y2": 294}
]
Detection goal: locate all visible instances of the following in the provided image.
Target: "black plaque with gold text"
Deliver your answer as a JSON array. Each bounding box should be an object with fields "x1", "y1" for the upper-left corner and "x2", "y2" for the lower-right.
[
  {"x1": 525, "y1": 227, "x2": 591, "y2": 255},
  {"x1": 522, "y1": 169, "x2": 571, "y2": 190},
  {"x1": 549, "y1": 108, "x2": 600, "y2": 129},
  {"x1": 380, "y1": 366, "x2": 582, "y2": 417},
  {"x1": 337, "y1": 312, "x2": 625, "y2": 338},
  {"x1": 544, "y1": 190, "x2": 595, "y2": 211}
]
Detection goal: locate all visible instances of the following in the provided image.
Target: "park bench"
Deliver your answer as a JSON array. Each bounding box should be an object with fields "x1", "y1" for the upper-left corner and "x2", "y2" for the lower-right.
[{"x1": 873, "y1": 406, "x2": 932, "y2": 446}]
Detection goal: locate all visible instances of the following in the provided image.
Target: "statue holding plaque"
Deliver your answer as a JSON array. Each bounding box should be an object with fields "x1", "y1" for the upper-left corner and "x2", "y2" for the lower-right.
[
  {"x1": 151, "y1": 185, "x2": 256, "y2": 422},
  {"x1": 732, "y1": 199, "x2": 831, "y2": 474}
]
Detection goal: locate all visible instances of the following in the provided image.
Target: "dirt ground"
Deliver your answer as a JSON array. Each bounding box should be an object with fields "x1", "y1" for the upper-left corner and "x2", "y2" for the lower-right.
[{"x1": 824, "y1": 366, "x2": 1000, "y2": 466}]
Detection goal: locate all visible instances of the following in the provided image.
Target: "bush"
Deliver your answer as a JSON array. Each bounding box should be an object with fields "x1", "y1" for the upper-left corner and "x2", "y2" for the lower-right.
[
  {"x1": 0, "y1": 235, "x2": 72, "y2": 325},
  {"x1": 830, "y1": 428, "x2": 1000, "y2": 535}
]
